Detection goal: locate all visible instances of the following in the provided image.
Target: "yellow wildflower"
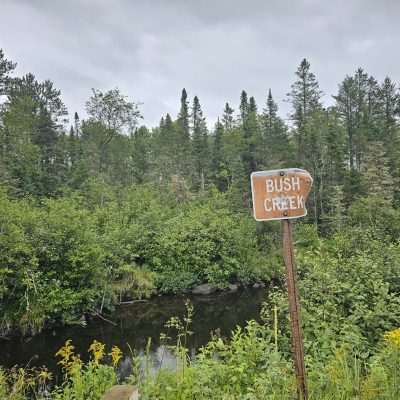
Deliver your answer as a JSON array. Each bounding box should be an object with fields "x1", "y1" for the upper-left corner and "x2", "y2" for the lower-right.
[
  {"x1": 384, "y1": 328, "x2": 400, "y2": 348},
  {"x1": 109, "y1": 345, "x2": 123, "y2": 367},
  {"x1": 37, "y1": 368, "x2": 52, "y2": 384},
  {"x1": 69, "y1": 356, "x2": 83, "y2": 376},
  {"x1": 89, "y1": 340, "x2": 105, "y2": 365},
  {"x1": 56, "y1": 340, "x2": 75, "y2": 369},
  {"x1": 55, "y1": 340, "x2": 82, "y2": 374}
]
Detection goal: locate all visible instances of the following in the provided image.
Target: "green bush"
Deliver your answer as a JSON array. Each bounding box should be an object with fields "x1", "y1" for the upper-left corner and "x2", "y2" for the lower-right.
[{"x1": 151, "y1": 196, "x2": 262, "y2": 292}]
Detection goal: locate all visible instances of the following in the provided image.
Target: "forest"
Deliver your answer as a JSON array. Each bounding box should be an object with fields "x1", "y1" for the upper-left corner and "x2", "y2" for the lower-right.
[{"x1": 0, "y1": 48, "x2": 399, "y2": 398}]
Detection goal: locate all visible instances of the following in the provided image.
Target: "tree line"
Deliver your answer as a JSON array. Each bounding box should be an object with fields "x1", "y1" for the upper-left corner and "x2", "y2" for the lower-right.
[{"x1": 1, "y1": 50, "x2": 399, "y2": 227}]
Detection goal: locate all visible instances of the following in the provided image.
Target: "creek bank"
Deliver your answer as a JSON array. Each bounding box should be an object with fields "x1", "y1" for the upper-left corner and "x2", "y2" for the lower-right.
[
  {"x1": 192, "y1": 283, "x2": 217, "y2": 295},
  {"x1": 189, "y1": 281, "x2": 265, "y2": 296},
  {"x1": 0, "y1": 280, "x2": 268, "y2": 340},
  {"x1": 0, "y1": 287, "x2": 268, "y2": 373}
]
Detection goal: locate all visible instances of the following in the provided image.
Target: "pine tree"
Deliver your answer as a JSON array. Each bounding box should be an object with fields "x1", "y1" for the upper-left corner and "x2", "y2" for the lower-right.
[
  {"x1": 222, "y1": 102, "x2": 234, "y2": 130},
  {"x1": 33, "y1": 107, "x2": 67, "y2": 195},
  {"x1": 245, "y1": 96, "x2": 260, "y2": 172},
  {"x1": 176, "y1": 88, "x2": 191, "y2": 177},
  {"x1": 322, "y1": 184, "x2": 346, "y2": 232},
  {"x1": 9, "y1": 73, "x2": 68, "y2": 126},
  {"x1": 363, "y1": 141, "x2": 394, "y2": 203},
  {"x1": 239, "y1": 90, "x2": 249, "y2": 123},
  {"x1": 68, "y1": 125, "x2": 75, "y2": 166},
  {"x1": 249, "y1": 96, "x2": 257, "y2": 113},
  {"x1": 288, "y1": 58, "x2": 322, "y2": 162},
  {"x1": 334, "y1": 68, "x2": 377, "y2": 171},
  {"x1": 74, "y1": 112, "x2": 81, "y2": 137},
  {"x1": 191, "y1": 96, "x2": 208, "y2": 190},
  {"x1": 211, "y1": 118, "x2": 227, "y2": 190},
  {"x1": 324, "y1": 108, "x2": 346, "y2": 186},
  {"x1": 2, "y1": 73, "x2": 68, "y2": 196},
  {"x1": 335, "y1": 76, "x2": 354, "y2": 170},
  {"x1": 264, "y1": 89, "x2": 278, "y2": 131},
  {"x1": 261, "y1": 89, "x2": 290, "y2": 168},
  {"x1": 0, "y1": 94, "x2": 41, "y2": 195},
  {"x1": 0, "y1": 49, "x2": 16, "y2": 97},
  {"x1": 377, "y1": 77, "x2": 400, "y2": 203},
  {"x1": 154, "y1": 113, "x2": 177, "y2": 182},
  {"x1": 131, "y1": 126, "x2": 151, "y2": 183},
  {"x1": 240, "y1": 94, "x2": 260, "y2": 205},
  {"x1": 377, "y1": 77, "x2": 399, "y2": 147},
  {"x1": 301, "y1": 110, "x2": 327, "y2": 224}
]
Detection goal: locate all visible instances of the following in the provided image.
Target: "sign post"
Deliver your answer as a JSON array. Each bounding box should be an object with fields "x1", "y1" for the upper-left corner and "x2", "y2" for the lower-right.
[{"x1": 250, "y1": 168, "x2": 313, "y2": 400}]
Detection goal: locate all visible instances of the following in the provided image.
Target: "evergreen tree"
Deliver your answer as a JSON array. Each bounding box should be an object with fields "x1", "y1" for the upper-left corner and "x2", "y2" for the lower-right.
[
  {"x1": 264, "y1": 89, "x2": 278, "y2": 130},
  {"x1": 154, "y1": 113, "x2": 177, "y2": 182},
  {"x1": 377, "y1": 77, "x2": 400, "y2": 203},
  {"x1": 68, "y1": 125, "x2": 76, "y2": 166},
  {"x1": 239, "y1": 90, "x2": 249, "y2": 123},
  {"x1": 334, "y1": 75, "x2": 356, "y2": 170},
  {"x1": 1, "y1": 73, "x2": 68, "y2": 195},
  {"x1": 222, "y1": 102, "x2": 234, "y2": 130},
  {"x1": 324, "y1": 108, "x2": 346, "y2": 186},
  {"x1": 261, "y1": 89, "x2": 290, "y2": 168},
  {"x1": 363, "y1": 141, "x2": 394, "y2": 203},
  {"x1": 0, "y1": 49, "x2": 16, "y2": 97},
  {"x1": 323, "y1": 184, "x2": 346, "y2": 232},
  {"x1": 302, "y1": 110, "x2": 327, "y2": 224},
  {"x1": 67, "y1": 112, "x2": 82, "y2": 171},
  {"x1": 377, "y1": 77, "x2": 399, "y2": 146},
  {"x1": 35, "y1": 107, "x2": 66, "y2": 195},
  {"x1": 334, "y1": 68, "x2": 377, "y2": 171},
  {"x1": 288, "y1": 58, "x2": 322, "y2": 162},
  {"x1": 131, "y1": 126, "x2": 151, "y2": 184},
  {"x1": 74, "y1": 112, "x2": 81, "y2": 137},
  {"x1": 0, "y1": 95, "x2": 41, "y2": 195},
  {"x1": 240, "y1": 94, "x2": 260, "y2": 205},
  {"x1": 176, "y1": 88, "x2": 191, "y2": 177},
  {"x1": 9, "y1": 73, "x2": 68, "y2": 125},
  {"x1": 211, "y1": 119, "x2": 227, "y2": 190},
  {"x1": 191, "y1": 96, "x2": 208, "y2": 190}
]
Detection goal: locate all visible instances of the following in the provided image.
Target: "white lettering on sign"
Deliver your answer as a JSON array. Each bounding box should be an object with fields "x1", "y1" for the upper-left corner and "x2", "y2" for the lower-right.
[
  {"x1": 265, "y1": 176, "x2": 301, "y2": 193},
  {"x1": 251, "y1": 168, "x2": 313, "y2": 221},
  {"x1": 263, "y1": 195, "x2": 305, "y2": 212}
]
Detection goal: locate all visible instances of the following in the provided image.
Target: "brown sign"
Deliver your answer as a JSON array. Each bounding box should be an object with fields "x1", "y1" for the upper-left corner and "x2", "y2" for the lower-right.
[{"x1": 251, "y1": 168, "x2": 313, "y2": 221}]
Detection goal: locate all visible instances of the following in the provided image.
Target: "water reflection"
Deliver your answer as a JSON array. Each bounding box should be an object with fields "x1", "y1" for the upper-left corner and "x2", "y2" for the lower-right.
[{"x1": 0, "y1": 288, "x2": 266, "y2": 381}]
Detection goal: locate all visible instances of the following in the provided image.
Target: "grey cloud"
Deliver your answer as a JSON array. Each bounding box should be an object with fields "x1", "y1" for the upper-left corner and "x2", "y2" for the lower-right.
[{"x1": 1, "y1": 0, "x2": 400, "y2": 127}]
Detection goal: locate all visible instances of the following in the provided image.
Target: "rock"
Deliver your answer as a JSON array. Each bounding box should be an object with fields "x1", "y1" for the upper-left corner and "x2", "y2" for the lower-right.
[
  {"x1": 192, "y1": 284, "x2": 216, "y2": 295},
  {"x1": 253, "y1": 282, "x2": 265, "y2": 289},
  {"x1": 101, "y1": 385, "x2": 139, "y2": 400},
  {"x1": 228, "y1": 283, "x2": 239, "y2": 292}
]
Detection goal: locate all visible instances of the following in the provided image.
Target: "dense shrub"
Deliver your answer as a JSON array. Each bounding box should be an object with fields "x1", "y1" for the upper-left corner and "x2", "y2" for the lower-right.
[
  {"x1": 262, "y1": 225, "x2": 400, "y2": 360},
  {"x1": 0, "y1": 185, "x2": 266, "y2": 334},
  {"x1": 151, "y1": 196, "x2": 263, "y2": 292}
]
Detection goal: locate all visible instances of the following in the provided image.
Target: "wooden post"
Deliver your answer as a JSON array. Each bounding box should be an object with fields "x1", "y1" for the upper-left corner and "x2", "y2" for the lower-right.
[
  {"x1": 250, "y1": 168, "x2": 312, "y2": 399},
  {"x1": 281, "y1": 219, "x2": 308, "y2": 400}
]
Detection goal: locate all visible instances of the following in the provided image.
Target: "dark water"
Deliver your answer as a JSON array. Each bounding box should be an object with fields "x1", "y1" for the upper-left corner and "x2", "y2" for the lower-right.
[{"x1": 0, "y1": 288, "x2": 266, "y2": 381}]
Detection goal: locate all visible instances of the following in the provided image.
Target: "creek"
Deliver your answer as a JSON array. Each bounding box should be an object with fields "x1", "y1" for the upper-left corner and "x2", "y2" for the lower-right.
[{"x1": 0, "y1": 288, "x2": 266, "y2": 382}]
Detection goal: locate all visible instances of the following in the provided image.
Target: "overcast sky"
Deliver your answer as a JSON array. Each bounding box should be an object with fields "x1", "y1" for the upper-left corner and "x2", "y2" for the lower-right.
[{"x1": 1, "y1": 0, "x2": 400, "y2": 128}]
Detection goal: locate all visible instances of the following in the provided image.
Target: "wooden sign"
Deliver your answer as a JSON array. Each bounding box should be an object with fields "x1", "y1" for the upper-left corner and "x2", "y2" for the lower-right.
[
  {"x1": 251, "y1": 168, "x2": 313, "y2": 400},
  {"x1": 251, "y1": 168, "x2": 313, "y2": 221}
]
